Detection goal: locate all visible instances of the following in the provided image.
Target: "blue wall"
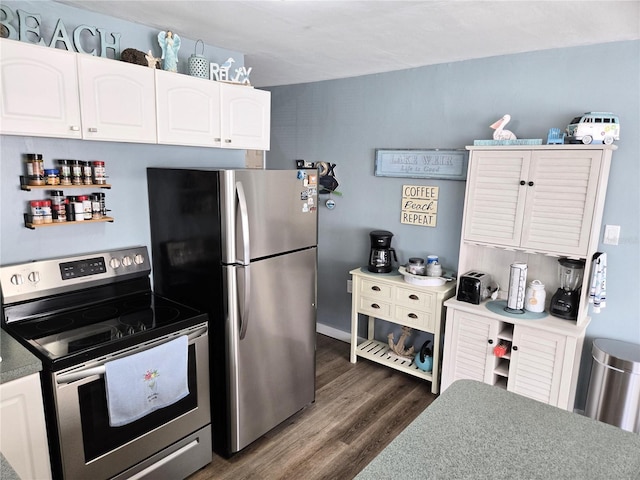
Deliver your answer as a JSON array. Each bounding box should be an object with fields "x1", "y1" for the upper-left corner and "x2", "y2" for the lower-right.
[{"x1": 266, "y1": 41, "x2": 640, "y2": 407}]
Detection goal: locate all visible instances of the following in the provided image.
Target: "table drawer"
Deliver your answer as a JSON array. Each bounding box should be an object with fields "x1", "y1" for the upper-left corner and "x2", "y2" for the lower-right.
[
  {"x1": 395, "y1": 286, "x2": 435, "y2": 310},
  {"x1": 359, "y1": 296, "x2": 392, "y2": 318},
  {"x1": 360, "y1": 279, "x2": 393, "y2": 300},
  {"x1": 394, "y1": 305, "x2": 434, "y2": 331}
]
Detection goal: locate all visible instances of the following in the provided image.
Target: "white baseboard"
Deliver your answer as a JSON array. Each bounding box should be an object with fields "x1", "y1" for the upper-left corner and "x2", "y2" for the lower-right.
[{"x1": 316, "y1": 323, "x2": 351, "y2": 343}]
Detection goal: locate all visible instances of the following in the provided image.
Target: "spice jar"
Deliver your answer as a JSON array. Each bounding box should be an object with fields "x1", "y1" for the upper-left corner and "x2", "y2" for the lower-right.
[
  {"x1": 26, "y1": 154, "x2": 45, "y2": 186},
  {"x1": 57, "y1": 160, "x2": 72, "y2": 185},
  {"x1": 50, "y1": 191, "x2": 66, "y2": 222},
  {"x1": 41, "y1": 200, "x2": 53, "y2": 224},
  {"x1": 92, "y1": 161, "x2": 106, "y2": 185},
  {"x1": 67, "y1": 196, "x2": 84, "y2": 222},
  {"x1": 91, "y1": 194, "x2": 102, "y2": 219},
  {"x1": 77, "y1": 195, "x2": 92, "y2": 220},
  {"x1": 81, "y1": 161, "x2": 93, "y2": 185},
  {"x1": 92, "y1": 192, "x2": 107, "y2": 216},
  {"x1": 71, "y1": 160, "x2": 83, "y2": 185},
  {"x1": 30, "y1": 200, "x2": 44, "y2": 225},
  {"x1": 44, "y1": 169, "x2": 60, "y2": 185}
]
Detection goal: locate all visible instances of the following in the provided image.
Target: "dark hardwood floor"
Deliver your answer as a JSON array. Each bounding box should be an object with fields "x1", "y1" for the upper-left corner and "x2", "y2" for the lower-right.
[{"x1": 189, "y1": 334, "x2": 437, "y2": 480}]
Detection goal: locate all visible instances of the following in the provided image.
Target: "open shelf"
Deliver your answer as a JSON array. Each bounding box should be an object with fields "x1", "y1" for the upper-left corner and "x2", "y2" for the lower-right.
[
  {"x1": 355, "y1": 339, "x2": 433, "y2": 382},
  {"x1": 24, "y1": 216, "x2": 114, "y2": 229}
]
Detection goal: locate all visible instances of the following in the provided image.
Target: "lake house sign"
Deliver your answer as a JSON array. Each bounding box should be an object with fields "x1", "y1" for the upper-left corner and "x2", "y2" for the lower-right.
[{"x1": 0, "y1": 6, "x2": 121, "y2": 57}]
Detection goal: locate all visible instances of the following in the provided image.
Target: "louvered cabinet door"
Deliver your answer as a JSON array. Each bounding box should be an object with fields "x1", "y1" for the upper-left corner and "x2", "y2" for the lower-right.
[
  {"x1": 462, "y1": 150, "x2": 531, "y2": 247},
  {"x1": 442, "y1": 311, "x2": 497, "y2": 389},
  {"x1": 520, "y1": 150, "x2": 603, "y2": 256},
  {"x1": 507, "y1": 325, "x2": 566, "y2": 407}
]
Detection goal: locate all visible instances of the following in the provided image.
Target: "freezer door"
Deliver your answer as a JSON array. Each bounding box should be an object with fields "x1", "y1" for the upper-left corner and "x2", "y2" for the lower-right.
[
  {"x1": 221, "y1": 170, "x2": 318, "y2": 264},
  {"x1": 226, "y1": 247, "x2": 317, "y2": 452}
]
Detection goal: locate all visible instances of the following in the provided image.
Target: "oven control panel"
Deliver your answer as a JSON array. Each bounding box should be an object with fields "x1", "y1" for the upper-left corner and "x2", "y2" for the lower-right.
[{"x1": 0, "y1": 246, "x2": 150, "y2": 304}]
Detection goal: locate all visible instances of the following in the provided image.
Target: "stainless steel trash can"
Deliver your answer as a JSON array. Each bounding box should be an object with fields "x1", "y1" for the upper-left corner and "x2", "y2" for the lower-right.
[{"x1": 585, "y1": 338, "x2": 640, "y2": 433}]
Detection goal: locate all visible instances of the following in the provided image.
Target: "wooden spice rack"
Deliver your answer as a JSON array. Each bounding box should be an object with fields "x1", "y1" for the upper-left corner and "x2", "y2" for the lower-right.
[{"x1": 23, "y1": 214, "x2": 114, "y2": 229}]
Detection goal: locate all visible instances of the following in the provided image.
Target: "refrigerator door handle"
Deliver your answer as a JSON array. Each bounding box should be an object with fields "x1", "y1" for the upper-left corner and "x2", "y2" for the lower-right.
[
  {"x1": 236, "y1": 181, "x2": 251, "y2": 265},
  {"x1": 236, "y1": 181, "x2": 251, "y2": 339},
  {"x1": 239, "y1": 264, "x2": 250, "y2": 340}
]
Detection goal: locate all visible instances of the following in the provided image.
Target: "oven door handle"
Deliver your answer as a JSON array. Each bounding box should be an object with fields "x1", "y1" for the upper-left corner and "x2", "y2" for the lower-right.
[{"x1": 55, "y1": 325, "x2": 207, "y2": 384}]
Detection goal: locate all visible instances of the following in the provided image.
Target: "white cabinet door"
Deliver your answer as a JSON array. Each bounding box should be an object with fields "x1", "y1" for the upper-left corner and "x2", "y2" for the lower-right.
[
  {"x1": 0, "y1": 373, "x2": 52, "y2": 480},
  {"x1": 220, "y1": 83, "x2": 270, "y2": 150},
  {"x1": 442, "y1": 310, "x2": 498, "y2": 388},
  {"x1": 77, "y1": 54, "x2": 157, "y2": 143},
  {"x1": 155, "y1": 69, "x2": 221, "y2": 147},
  {"x1": 463, "y1": 150, "x2": 530, "y2": 247},
  {"x1": 0, "y1": 39, "x2": 82, "y2": 138},
  {"x1": 508, "y1": 325, "x2": 566, "y2": 406},
  {"x1": 521, "y1": 150, "x2": 602, "y2": 256}
]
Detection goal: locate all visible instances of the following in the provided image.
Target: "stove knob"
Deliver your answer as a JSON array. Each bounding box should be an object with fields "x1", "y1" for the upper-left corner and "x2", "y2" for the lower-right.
[
  {"x1": 10, "y1": 274, "x2": 23, "y2": 285},
  {"x1": 27, "y1": 271, "x2": 40, "y2": 283},
  {"x1": 133, "y1": 254, "x2": 145, "y2": 265},
  {"x1": 109, "y1": 258, "x2": 121, "y2": 269},
  {"x1": 122, "y1": 256, "x2": 133, "y2": 267}
]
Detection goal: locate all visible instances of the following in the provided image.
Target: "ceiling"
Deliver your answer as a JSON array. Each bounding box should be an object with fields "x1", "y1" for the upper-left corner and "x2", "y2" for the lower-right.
[{"x1": 56, "y1": 1, "x2": 640, "y2": 87}]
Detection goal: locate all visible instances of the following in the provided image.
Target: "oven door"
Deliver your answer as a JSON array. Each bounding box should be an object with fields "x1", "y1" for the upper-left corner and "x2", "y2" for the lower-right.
[{"x1": 51, "y1": 323, "x2": 211, "y2": 480}]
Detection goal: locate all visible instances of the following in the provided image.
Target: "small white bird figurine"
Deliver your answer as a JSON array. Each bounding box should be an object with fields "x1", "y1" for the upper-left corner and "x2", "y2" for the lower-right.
[{"x1": 490, "y1": 114, "x2": 517, "y2": 140}]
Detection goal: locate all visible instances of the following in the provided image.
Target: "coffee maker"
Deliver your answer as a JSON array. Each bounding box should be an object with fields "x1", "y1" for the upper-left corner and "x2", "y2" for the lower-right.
[
  {"x1": 550, "y1": 258, "x2": 585, "y2": 320},
  {"x1": 368, "y1": 230, "x2": 398, "y2": 273}
]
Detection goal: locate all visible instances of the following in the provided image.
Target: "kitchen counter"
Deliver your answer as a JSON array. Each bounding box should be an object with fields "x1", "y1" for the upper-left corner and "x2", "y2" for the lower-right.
[
  {"x1": 0, "y1": 329, "x2": 41, "y2": 384},
  {"x1": 356, "y1": 379, "x2": 640, "y2": 479},
  {"x1": 1, "y1": 453, "x2": 20, "y2": 480}
]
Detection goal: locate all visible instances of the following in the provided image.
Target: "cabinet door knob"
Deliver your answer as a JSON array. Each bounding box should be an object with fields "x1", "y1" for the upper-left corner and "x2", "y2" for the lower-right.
[
  {"x1": 371, "y1": 303, "x2": 380, "y2": 309},
  {"x1": 70, "y1": 125, "x2": 80, "y2": 131},
  {"x1": 214, "y1": 138, "x2": 221, "y2": 142},
  {"x1": 520, "y1": 180, "x2": 526, "y2": 186},
  {"x1": 408, "y1": 313, "x2": 418, "y2": 319},
  {"x1": 488, "y1": 339, "x2": 494, "y2": 345},
  {"x1": 225, "y1": 139, "x2": 232, "y2": 143},
  {"x1": 88, "y1": 127, "x2": 98, "y2": 133},
  {"x1": 528, "y1": 181, "x2": 534, "y2": 187},
  {"x1": 372, "y1": 286, "x2": 381, "y2": 291},
  {"x1": 512, "y1": 345, "x2": 518, "y2": 351},
  {"x1": 409, "y1": 294, "x2": 419, "y2": 300}
]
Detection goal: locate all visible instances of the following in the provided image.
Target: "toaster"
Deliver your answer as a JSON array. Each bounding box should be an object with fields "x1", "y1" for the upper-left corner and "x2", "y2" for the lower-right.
[{"x1": 457, "y1": 271, "x2": 493, "y2": 304}]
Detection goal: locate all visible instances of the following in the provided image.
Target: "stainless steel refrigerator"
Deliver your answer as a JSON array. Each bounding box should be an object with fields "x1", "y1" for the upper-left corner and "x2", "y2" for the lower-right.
[{"x1": 147, "y1": 168, "x2": 318, "y2": 456}]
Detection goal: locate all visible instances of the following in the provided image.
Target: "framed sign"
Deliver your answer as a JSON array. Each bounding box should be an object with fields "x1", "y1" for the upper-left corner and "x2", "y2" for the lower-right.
[
  {"x1": 375, "y1": 149, "x2": 468, "y2": 180},
  {"x1": 401, "y1": 185, "x2": 438, "y2": 227}
]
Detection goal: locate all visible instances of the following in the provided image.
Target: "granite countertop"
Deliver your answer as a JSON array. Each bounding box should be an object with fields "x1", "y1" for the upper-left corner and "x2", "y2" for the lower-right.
[
  {"x1": 356, "y1": 379, "x2": 640, "y2": 479},
  {"x1": 1, "y1": 453, "x2": 19, "y2": 480},
  {"x1": 0, "y1": 328, "x2": 42, "y2": 384}
]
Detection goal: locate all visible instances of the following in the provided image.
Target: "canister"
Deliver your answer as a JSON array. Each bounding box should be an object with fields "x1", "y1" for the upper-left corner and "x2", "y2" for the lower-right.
[
  {"x1": 407, "y1": 258, "x2": 425, "y2": 275},
  {"x1": 525, "y1": 280, "x2": 546, "y2": 313}
]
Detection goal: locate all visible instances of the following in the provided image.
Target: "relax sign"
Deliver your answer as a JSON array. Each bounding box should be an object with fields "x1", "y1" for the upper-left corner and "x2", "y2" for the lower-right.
[
  {"x1": 401, "y1": 185, "x2": 439, "y2": 227},
  {"x1": 0, "y1": 6, "x2": 121, "y2": 57}
]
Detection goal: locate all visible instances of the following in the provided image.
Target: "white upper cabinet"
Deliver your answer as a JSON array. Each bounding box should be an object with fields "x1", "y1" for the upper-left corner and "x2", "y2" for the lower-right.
[
  {"x1": 220, "y1": 82, "x2": 271, "y2": 150},
  {"x1": 155, "y1": 70, "x2": 221, "y2": 147},
  {"x1": 77, "y1": 54, "x2": 157, "y2": 143},
  {"x1": 463, "y1": 148, "x2": 605, "y2": 257},
  {"x1": 0, "y1": 38, "x2": 82, "y2": 139}
]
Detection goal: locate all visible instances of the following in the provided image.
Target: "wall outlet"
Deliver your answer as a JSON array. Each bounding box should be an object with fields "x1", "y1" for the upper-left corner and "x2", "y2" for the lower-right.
[
  {"x1": 347, "y1": 279, "x2": 352, "y2": 293},
  {"x1": 603, "y1": 224, "x2": 620, "y2": 245}
]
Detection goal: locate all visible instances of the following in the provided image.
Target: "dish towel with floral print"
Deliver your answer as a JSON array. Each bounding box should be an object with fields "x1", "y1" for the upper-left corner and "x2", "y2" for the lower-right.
[{"x1": 104, "y1": 335, "x2": 189, "y2": 426}]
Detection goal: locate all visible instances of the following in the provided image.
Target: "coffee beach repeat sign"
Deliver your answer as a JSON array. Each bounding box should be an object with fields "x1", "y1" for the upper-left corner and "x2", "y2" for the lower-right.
[{"x1": 401, "y1": 185, "x2": 438, "y2": 227}]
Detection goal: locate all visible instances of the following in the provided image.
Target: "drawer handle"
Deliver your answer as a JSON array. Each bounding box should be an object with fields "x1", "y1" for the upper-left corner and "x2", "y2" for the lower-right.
[
  {"x1": 371, "y1": 303, "x2": 380, "y2": 309},
  {"x1": 371, "y1": 286, "x2": 381, "y2": 291},
  {"x1": 409, "y1": 294, "x2": 419, "y2": 300},
  {"x1": 408, "y1": 313, "x2": 418, "y2": 319}
]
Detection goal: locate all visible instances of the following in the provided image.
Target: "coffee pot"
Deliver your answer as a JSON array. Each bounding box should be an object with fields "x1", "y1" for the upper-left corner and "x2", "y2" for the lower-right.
[{"x1": 368, "y1": 230, "x2": 397, "y2": 273}]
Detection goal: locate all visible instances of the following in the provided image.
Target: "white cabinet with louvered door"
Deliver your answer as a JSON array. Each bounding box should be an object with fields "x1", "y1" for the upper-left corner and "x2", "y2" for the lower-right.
[
  {"x1": 441, "y1": 305, "x2": 583, "y2": 410},
  {"x1": 0, "y1": 38, "x2": 82, "y2": 139},
  {"x1": 220, "y1": 82, "x2": 271, "y2": 150},
  {"x1": 77, "y1": 54, "x2": 157, "y2": 143},
  {"x1": 441, "y1": 310, "x2": 497, "y2": 386},
  {"x1": 463, "y1": 148, "x2": 608, "y2": 257},
  {"x1": 508, "y1": 325, "x2": 566, "y2": 406},
  {"x1": 155, "y1": 69, "x2": 222, "y2": 147}
]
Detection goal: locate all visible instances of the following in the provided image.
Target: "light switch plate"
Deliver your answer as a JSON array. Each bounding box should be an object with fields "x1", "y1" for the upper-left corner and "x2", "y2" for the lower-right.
[{"x1": 603, "y1": 225, "x2": 620, "y2": 245}]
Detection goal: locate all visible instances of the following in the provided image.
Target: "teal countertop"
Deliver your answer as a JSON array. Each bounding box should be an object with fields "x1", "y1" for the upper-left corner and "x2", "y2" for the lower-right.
[
  {"x1": 0, "y1": 328, "x2": 42, "y2": 384},
  {"x1": 356, "y1": 379, "x2": 640, "y2": 479}
]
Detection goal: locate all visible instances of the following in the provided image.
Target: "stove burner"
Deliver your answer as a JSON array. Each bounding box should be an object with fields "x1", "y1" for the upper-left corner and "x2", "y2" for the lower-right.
[
  {"x1": 152, "y1": 306, "x2": 181, "y2": 324},
  {"x1": 36, "y1": 317, "x2": 74, "y2": 333},
  {"x1": 83, "y1": 306, "x2": 119, "y2": 321}
]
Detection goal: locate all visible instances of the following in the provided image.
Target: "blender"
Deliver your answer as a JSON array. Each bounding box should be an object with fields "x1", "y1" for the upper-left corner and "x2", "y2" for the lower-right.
[
  {"x1": 550, "y1": 258, "x2": 585, "y2": 320},
  {"x1": 367, "y1": 230, "x2": 398, "y2": 273}
]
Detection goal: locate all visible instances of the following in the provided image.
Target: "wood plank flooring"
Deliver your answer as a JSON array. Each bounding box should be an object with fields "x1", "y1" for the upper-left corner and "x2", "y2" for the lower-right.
[{"x1": 189, "y1": 334, "x2": 437, "y2": 480}]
